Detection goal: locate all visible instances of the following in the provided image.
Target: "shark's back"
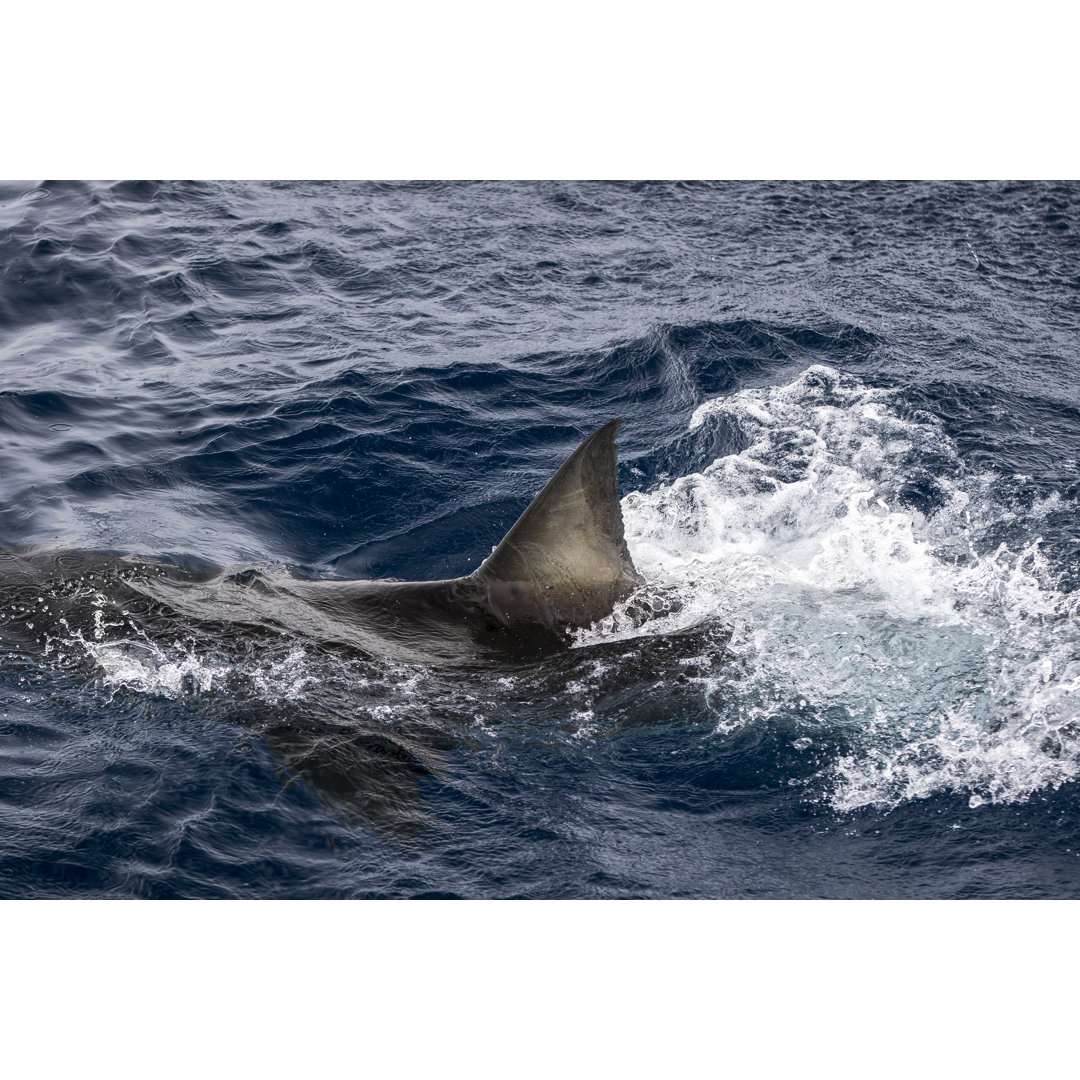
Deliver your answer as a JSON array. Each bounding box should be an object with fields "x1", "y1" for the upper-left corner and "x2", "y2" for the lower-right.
[
  {"x1": 0, "y1": 421, "x2": 643, "y2": 664},
  {"x1": 282, "y1": 419, "x2": 643, "y2": 656}
]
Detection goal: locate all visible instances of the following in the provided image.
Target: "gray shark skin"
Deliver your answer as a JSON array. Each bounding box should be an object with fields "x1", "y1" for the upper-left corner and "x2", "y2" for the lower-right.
[
  {"x1": 0, "y1": 421, "x2": 644, "y2": 833},
  {"x1": 0, "y1": 419, "x2": 643, "y2": 666}
]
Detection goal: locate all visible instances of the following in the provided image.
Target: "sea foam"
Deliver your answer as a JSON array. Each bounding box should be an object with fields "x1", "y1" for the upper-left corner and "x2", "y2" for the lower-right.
[{"x1": 594, "y1": 365, "x2": 1080, "y2": 810}]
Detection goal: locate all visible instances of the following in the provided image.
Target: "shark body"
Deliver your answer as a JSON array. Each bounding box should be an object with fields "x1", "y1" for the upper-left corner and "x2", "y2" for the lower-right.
[{"x1": 0, "y1": 420, "x2": 642, "y2": 665}]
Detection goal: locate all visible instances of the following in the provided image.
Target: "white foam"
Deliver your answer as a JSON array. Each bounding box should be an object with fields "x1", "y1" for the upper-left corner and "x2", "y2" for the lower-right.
[
  {"x1": 592, "y1": 364, "x2": 1080, "y2": 810},
  {"x1": 92, "y1": 640, "x2": 227, "y2": 697}
]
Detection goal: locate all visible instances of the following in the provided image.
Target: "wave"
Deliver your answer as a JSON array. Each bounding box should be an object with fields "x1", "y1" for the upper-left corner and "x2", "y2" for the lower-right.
[{"x1": 583, "y1": 364, "x2": 1080, "y2": 811}]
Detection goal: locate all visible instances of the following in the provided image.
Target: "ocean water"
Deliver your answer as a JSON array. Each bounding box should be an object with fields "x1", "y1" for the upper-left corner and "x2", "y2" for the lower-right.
[{"x1": 1, "y1": 179, "x2": 1078, "y2": 899}]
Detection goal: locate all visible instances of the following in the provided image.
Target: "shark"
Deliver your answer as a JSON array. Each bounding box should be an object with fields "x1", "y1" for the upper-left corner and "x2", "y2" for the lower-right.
[
  {"x1": 0, "y1": 419, "x2": 644, "y2": 666},
  {"x1": 0, "y1": 420, "x2": 705, "y2": 832}
]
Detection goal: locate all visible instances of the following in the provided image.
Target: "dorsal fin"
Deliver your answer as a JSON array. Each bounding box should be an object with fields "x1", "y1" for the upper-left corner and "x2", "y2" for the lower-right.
[{"x1": 472, "y1": 420, "x2": 642, "y2": 625}]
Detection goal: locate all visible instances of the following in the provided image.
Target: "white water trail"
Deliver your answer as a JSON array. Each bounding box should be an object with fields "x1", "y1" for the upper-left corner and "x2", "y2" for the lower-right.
[{"x1": 594, "y1": 365, "x2": 1080, "y2": 810}]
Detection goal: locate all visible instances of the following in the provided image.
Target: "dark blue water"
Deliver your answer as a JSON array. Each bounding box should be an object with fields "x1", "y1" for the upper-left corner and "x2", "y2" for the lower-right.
[{"x1": 1, "y1": 180, "x2": 1078, "y2": 898}]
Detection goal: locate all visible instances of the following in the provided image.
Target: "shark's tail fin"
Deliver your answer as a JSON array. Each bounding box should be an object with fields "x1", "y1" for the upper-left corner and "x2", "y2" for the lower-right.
[{"x1": 472, "y1": 420, "x2": 643, "y2": 628}]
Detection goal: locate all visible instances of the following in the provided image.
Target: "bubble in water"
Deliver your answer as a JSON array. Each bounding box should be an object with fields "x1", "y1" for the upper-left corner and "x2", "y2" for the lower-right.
[{"x1": 585, "y1": 364, "x2": 1080, "y2": 812}]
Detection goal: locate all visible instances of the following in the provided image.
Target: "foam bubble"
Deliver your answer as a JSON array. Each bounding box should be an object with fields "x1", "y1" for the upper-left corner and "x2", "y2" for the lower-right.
[
  {"x1": 596, "y1": 365, "x2": 1080, "y2": 810},
  {"x1": 85, "y1": 637, "x2": 233, "y2": 698}
]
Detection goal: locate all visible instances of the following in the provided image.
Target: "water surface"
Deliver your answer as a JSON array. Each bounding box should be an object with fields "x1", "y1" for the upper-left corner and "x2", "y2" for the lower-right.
[{"x1": 1, "y1": 180, "x2": 1078, "y2": 898}]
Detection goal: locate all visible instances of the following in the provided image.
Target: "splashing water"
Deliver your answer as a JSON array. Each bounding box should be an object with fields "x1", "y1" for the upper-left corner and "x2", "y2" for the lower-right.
[
  {"x1": 595, "y1": 365, "x2": 1080, "y2": 811},
  {"x1": 36, "y1": 364, "x2": 1080, "y2": 818}
]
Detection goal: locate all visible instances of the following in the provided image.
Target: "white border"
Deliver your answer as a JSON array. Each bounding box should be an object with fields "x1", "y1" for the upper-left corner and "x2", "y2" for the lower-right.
[{"x1": 5, "y1": 3, "x2": 1077, "y2": 177}]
